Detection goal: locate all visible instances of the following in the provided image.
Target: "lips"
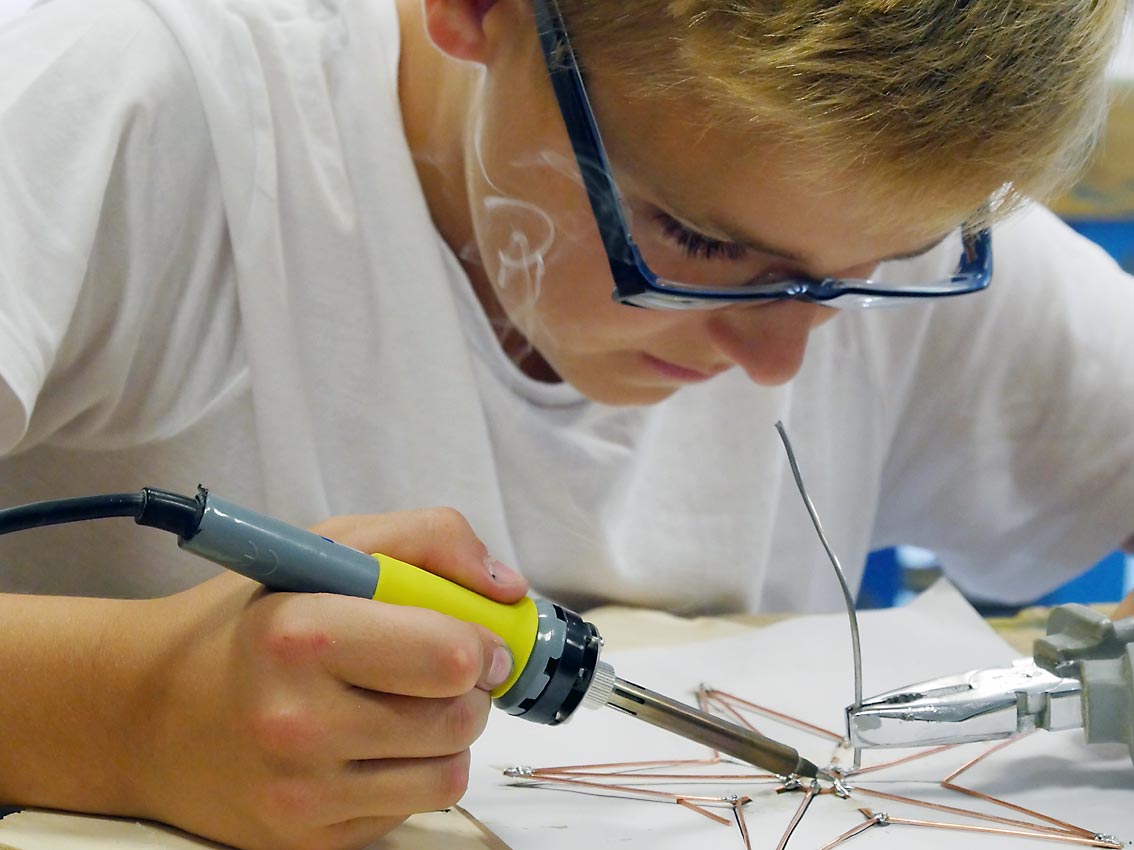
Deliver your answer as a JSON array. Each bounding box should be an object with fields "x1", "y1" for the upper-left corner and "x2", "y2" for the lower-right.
[{"x1": 641, "y1": 353, "x2": 727, "y2": 383}]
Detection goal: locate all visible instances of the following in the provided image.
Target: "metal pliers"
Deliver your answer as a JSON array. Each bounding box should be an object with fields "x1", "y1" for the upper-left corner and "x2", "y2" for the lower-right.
[{"x1": 846, "y1": 604, "x2": 1134, "y2": 763}]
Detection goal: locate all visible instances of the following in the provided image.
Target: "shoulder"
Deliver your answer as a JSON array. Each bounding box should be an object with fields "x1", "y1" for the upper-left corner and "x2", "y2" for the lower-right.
[
  {"x1": 0, "y1": 0, "x2": 240, "y2": 454},
  {"x1": 992, "y1": 204, "x2": 1131, "y2": 291},
  {"x1": 978, "y1": 204, "x2": 1134, "y2": 362},
  {"x1": 820, "y1": 202, "x2": 1134, "y2": 443},
  {"x1": 905, "y1": 203, "x2": 1132, "y2": 352},
  {"x1": 0, "y1": 0, "x2": 216, "y2": 169},
  {"x1": 877, "y1": 202, "x2": 1134, "y2": 421},
  {"x1": 1, "y1": 0, "x2": 195, "y2": 97},
  {"x1": 1, "y1": 0, "x2": 388, "y2": 101}
]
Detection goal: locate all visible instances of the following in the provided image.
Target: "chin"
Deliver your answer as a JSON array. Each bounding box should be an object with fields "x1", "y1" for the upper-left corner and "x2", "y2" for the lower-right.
[{"x1": 567, "y1": 374, "x2": 681, "y2": 407}]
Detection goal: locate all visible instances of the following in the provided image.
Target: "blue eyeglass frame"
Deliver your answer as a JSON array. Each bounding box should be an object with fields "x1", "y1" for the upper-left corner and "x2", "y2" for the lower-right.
[{"x1": 531, "y1": 0, "x2": 994, "y2": 310}]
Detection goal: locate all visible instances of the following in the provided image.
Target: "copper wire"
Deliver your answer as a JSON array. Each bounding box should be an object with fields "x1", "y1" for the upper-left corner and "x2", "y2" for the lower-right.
[
  {"x1": 854, "y1": 785, "x2": 1077, "y2": 837},
  {"x1": 880, "y1": 814, "x2": 1122, "y2": 848},
  {"x1": 775, "y1": 780, "x2": 821, "y2": 850},
  {"x1": 702, "y1": 688, "x2": 844, "y2": 742},
  {"x1": 732, "y1": 797, "x2": 754, "y2": 850},
  {"x1": 504, "y1": 658, "x2": 1121, "y2": 848},
  {"x1": 815, "y1": 810, "x2": 883, "y2": 850},
  {"x1": 940, "y1": 736, "x2": 1099, "y2": 838},
  {"x1": 675, "y1": 796, "x2": 733, "y2": 825},
  {"x1": 847, "y1": 743, "x2": 956, "y2": 776}
]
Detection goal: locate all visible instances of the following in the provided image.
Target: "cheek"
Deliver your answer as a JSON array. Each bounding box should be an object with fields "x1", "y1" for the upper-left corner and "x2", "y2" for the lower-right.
[
  {"x1": 466, "y1": 133, "x2": 612, "y2": 317},
  {"x1": 811, "y1": 306, "x2": 839, "y2": 327},
  {"x1": 474, "y1": 193, "x2": 615, "y2": 336}
]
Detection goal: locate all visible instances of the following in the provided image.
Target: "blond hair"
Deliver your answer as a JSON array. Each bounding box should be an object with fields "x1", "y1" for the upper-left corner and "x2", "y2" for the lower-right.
[{"x1": 558, "y1": 0, "x2": 1129, "y2": 229}]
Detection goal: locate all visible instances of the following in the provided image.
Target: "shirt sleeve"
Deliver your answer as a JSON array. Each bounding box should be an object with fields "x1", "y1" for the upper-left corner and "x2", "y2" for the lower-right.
[
  {"x1": 0, "y1": 0, "x2": 234, "y2": 455},
  {"x1": 872, "y1": 204, "x2": 1134, "y2": 603}
]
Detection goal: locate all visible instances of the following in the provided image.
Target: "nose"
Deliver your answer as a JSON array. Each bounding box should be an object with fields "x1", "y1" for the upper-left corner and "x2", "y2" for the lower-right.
[{"x1": 705, "y1": 300, "x2": 836, "y2": 386}]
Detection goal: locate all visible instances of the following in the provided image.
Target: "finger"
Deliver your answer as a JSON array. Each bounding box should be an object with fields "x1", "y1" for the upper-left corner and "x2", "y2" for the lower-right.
[
  {"x1": 271, "y1": 593, "x2": 513, "y2": 697},
  {"x1": 249, "y1": 752, "x2": 476, "y2": 830},
  {"x1": 311, "y1": 507, "x2": 528, "y2": 603},
  {"x1": 316, "y1": 815, "x2": 409, "y2": 850},
  {"x1": 329, "y1": 751, "x2": 477, "y2": 821},
  {"x1": 307, "y1": 689, "x2": 493, "y2": 762}
]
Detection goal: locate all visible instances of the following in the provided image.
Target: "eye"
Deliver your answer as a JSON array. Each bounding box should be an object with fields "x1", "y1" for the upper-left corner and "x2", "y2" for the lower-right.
[{"x1": 653, "y1": 212, "x2": 749, "y2": 262}]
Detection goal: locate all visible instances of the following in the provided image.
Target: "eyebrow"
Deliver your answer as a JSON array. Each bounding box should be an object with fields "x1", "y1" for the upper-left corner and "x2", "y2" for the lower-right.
[{"x1": 672, "y1": 210, "x2": 953, "y2": 267}]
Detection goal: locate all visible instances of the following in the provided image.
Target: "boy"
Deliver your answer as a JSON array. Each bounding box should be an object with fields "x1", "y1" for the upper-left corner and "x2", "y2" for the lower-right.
[{"x1": 0, "y1": 0, "x2": 1131, "y2": 847}]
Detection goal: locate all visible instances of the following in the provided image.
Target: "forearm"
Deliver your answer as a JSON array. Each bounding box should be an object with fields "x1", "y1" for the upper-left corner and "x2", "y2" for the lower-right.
[
  {"x1": 0, "y1": 592, "x2": 161, "y2": 815},
  {"x1": 0, "y1": 509, "x2": 527, "y2": 850}
]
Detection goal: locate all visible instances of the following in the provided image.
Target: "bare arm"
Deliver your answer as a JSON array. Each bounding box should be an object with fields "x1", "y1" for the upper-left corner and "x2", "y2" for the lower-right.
[{"x1": 0, "y1": 593, "x2": 159, "y2": 814}]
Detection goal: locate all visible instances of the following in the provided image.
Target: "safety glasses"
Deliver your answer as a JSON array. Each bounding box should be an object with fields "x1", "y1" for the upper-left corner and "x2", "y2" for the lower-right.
[{"x1": 531, "y1": 0, "x2": 993, "y2": 310}]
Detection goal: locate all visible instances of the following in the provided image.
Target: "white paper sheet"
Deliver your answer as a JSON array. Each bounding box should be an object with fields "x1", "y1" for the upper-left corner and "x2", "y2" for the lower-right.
[{"x1": 463, "y1": 581, "x2": 1133, "y2": 849}]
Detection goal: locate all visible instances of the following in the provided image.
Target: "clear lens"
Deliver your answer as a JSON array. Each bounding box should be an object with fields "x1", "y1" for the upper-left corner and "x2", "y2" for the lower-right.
[
  {"x1": 641, "y1": 229, "x2": 987, "y2": 302},
  {"x1": 616, "y1": 197, "x2": 783, "y2": 292}
]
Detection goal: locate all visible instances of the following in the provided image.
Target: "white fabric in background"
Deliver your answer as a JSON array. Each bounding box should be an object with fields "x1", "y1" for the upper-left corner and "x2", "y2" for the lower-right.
[{"x1": 0, "y1": 0, "x2": 35, "y2": 22}]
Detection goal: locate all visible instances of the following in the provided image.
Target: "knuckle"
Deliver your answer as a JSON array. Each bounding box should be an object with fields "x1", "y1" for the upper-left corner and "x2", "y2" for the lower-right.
[
  {"x1": 434, "y1": 634, "x2": 483, "y2": 691},
  {"x1": 442, "y1": 692, "x2": 489, "y2": 748},
  {"x1": 260, "y1": 606, "x2": 333, "y2": 667},
  {"x1": 423, "y1": 506, "x2": 474, "y2": 543},
  {"x1": 248, "y1": 704, "x2": 326, "y2": 760},
  {"x1": 433, "y1": 750, "x2": 471, "y2": 809},
  {"x1": 254, "y1": 776, "x2": 322, "y2": 826}
]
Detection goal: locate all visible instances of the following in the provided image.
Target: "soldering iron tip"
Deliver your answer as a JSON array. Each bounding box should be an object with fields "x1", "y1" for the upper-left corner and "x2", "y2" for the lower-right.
[{"x1": 795, "y1": 756, "x2": 822, "y2": 780}]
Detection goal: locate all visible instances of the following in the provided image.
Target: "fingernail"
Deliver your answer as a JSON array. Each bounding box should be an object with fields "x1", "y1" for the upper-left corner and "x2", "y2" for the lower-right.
[
  {"x1": 485, "y1": 554, "x2": 524, "y2": 585},
  {"x1": 483, "y1": 645, "x2": 514, "y2": 690}
]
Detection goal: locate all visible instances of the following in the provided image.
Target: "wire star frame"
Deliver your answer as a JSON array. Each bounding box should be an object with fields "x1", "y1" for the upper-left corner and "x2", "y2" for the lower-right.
[
  {"x1": 492, "y1": 423, "x2": 1127, "y2": 849},
  {"x1": 500, "y1": 683, "x2": 1124, "y2": 850}
]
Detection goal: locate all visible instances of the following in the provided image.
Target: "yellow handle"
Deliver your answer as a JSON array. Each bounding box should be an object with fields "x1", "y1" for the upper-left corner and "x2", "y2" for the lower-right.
[{"x1": 370, "y1": 554, "x2": 538, "y2": 697}]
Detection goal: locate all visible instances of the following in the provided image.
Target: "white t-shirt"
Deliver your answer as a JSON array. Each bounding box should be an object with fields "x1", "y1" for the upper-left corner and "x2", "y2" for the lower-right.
[{"x1": 1, "y1": 0, "x2": 1132, "y2": 613}]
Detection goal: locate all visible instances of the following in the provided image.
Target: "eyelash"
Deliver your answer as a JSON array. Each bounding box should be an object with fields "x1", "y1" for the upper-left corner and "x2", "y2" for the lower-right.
[{"x1": 653, "y1": 213, "x2": 749, "y2": 262}]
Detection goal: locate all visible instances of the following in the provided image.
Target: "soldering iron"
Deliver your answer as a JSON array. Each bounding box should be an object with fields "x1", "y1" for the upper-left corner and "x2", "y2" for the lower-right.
[{"x1": 0, "y1": 486, "x2": 824, "y2": 780}]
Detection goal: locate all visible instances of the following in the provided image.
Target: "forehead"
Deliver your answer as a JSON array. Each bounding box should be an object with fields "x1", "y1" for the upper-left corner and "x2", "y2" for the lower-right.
[{"x1": 581, "y1": 73, "x2": 971, "y2": 270}]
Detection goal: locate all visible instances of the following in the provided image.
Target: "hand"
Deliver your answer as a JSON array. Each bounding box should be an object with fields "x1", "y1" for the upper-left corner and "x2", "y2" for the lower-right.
[{"x1": 128, "y1": 507, "x2": 528, "y2": 850}]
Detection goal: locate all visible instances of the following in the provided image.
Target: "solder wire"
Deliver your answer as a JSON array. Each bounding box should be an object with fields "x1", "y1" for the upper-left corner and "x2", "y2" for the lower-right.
[{"x1": 774, "y1": 421, "x2": 864, "y2": 770}]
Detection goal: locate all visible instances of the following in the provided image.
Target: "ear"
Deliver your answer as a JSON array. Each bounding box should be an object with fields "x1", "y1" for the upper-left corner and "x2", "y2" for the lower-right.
[{"x1": 422, "y1": 0, "x2": 499, "y2": 63}]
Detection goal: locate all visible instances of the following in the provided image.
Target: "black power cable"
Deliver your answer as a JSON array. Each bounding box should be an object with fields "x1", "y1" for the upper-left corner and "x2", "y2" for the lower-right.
[{"x1": 0, "y1": 487, "x2": 205, "y2": 540}]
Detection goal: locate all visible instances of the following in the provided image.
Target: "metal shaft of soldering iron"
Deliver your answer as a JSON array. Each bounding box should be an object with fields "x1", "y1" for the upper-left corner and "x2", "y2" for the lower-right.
[{"x1": 606, "y1": 677, "x2": 822, "y2": 779}]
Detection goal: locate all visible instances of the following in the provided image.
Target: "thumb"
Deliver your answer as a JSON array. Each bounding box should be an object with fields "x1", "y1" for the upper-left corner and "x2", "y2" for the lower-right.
[
  {"x1": 476, "y1": 626, "x2": 516, "y2": 692},
  {"x1": 311, "y1": 506, "x2": 529, "y2": 603}
]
